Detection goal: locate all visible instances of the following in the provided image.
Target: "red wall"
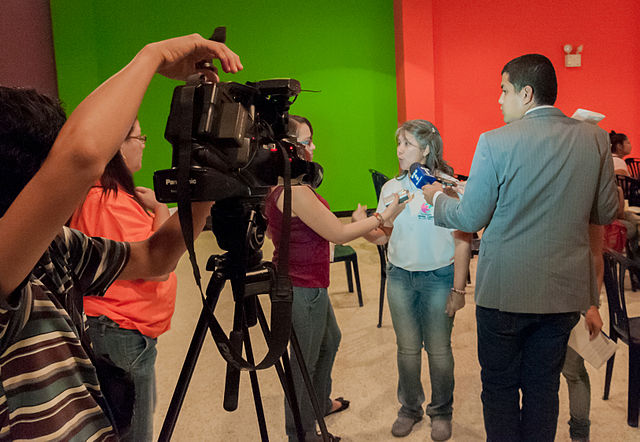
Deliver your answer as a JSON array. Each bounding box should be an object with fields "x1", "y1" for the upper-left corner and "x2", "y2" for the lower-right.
[{"x1": 395, "y1": 0, "x2": 640, "y2": 175}]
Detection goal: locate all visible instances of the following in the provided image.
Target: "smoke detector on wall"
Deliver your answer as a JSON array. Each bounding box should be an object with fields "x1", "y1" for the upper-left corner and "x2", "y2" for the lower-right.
[{"x1": 564, "y1": 44, "x2": 583, "y2": 67}]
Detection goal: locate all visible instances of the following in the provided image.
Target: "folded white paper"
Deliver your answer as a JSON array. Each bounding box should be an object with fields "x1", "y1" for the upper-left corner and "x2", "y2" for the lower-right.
[
  {"x1": 568, "y1": 315, "x2": 617, "y2": 369},
  {"x1": 571, "y1": 108, "x2": 605, "y2": 124}
]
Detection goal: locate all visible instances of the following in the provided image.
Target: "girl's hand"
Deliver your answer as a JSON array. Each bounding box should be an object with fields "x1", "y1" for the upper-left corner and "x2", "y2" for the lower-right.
[{"x1": 351, "y1": 204, "x2": 368, "y2": 222}]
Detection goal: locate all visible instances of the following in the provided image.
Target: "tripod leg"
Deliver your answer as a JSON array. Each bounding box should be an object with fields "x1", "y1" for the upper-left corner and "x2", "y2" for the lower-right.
[
  {"x1": 242, "y1": 325, "x2": 270, "y2": 441},
  {"x1": 223, "y1": 300, "x2": 247, "y2": 412},
  {"x1": 158, "y1": 276, "x2": 226, "y2": 442},
  {"x1": 256, "y1": 300, "x2": 305, "y2": 442},
  {"x1": 290, "y1": 328, "x2": 331, "y2": 442}
]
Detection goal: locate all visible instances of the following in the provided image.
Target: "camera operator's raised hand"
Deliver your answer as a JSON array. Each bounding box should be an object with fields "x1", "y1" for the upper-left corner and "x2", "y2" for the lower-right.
[
  {"x1": 149, "y1": 33, "x2": 243, "y2": 82},
  {"x1": 0, "y1": 33, "x2": 242, "y2": 298}
]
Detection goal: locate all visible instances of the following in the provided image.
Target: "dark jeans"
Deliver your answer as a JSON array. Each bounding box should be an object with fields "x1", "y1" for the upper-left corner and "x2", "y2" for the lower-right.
[{"x1": 476, "y1": 306, "x2": 579, "y2": 442}]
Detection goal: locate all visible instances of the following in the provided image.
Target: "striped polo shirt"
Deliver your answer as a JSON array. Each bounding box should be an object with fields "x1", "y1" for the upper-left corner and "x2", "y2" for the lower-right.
[{"x1": 0, "y1": 227, "x2": 129, "y2": 441}]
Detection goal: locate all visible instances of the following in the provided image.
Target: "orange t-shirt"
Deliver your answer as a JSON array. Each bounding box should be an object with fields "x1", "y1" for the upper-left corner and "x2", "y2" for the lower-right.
[{"x1": 69, "y1": 186, "x2": 177, "y2": 338}]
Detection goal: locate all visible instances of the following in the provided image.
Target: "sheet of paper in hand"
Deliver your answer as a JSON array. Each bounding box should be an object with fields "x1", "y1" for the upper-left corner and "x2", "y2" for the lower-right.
[{"x1": 568, "y1": 314, "x2": 617, "y2": 369}]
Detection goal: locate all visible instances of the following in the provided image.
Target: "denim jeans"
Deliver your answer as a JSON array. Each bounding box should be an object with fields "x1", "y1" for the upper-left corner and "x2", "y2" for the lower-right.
[
  {"x1": 386, "y1": 263, "x2": 454, "y2": 421},
  {"x1": 87, "y1": 315, "x2": 157, "y2": 442},
  {"x1": 562, "y1": 346, "x2": 591, "y2": 439},
  {"x1": 476, "y1": 306, "x2": 580, "y2": 442},
  {"x1": 285, "y1": 287, "x2": 341, "y2": 441}
]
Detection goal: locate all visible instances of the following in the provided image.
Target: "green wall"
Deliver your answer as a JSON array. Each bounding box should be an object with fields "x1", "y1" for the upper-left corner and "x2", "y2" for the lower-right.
[{"x1": 51, "y1": 0, "x2": 399, "y2": 211}]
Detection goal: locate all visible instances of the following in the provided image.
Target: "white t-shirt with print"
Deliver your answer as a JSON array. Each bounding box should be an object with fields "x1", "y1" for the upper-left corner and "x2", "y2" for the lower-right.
[{"x1": 376, "y1": 174, "x2": 457, "y2": 272}]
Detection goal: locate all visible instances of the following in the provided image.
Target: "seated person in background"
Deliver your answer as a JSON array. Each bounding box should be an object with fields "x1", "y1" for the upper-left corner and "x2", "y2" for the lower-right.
[
  {"x1": 69, "y1": 119, "x2": 174, "y2": 441},
  {"x1": 610, "y1": 130, "x2": 632, "y2": 176},
  {"x1": 265, "y1": 115, "x2": 408, "y2": 442},
  {"x1": 0, "y1": 34, "x2": 241, "y2": 440},
  {"x1": 561, "y1": 224, "x2": 604, "y2": 442}
]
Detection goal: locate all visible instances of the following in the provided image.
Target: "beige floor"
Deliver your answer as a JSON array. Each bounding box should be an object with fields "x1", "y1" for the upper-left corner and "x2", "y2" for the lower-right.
[{"x1": 153, "y1": 234, "x2": 640, "y2": 441}]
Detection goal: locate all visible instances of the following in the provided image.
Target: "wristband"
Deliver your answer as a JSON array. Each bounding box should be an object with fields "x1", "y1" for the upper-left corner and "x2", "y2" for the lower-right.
[
  {"x1": 373, "y1": 212, "x2": 385, "y2": 228},
  {"x1": 450, "y1": 288, "x2": 466, "y2": 295}
]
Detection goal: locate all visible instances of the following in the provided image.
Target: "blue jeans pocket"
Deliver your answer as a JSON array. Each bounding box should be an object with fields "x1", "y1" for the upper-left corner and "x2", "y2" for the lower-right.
[{"x1": 432, "y1": 263, "x2": 454, "y2": 278}]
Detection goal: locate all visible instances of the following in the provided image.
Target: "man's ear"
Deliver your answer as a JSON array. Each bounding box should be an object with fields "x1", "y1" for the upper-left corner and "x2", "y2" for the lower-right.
[{"x1": 520, "y1": 85, "x2": 534, "y2": 106}]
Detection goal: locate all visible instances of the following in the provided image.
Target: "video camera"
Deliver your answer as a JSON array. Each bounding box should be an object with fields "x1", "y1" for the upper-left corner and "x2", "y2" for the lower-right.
[
  {"x1": 154, "y1": 30, "x2": 333, "y2": 441},
  {"x1": 153, "y1": 77, "x2": 323, "y2": 202}
]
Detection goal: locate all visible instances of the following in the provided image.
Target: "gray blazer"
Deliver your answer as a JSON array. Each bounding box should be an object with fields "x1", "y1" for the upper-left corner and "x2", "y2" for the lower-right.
[{"x1": 435, "y1": 107, "x2": 618, "y2": 313}]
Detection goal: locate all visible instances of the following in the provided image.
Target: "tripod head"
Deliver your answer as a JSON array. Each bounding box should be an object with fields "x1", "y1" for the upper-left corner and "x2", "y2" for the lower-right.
[{"x1": 210, "y1": 195, "x2": 267, "y2": 272}]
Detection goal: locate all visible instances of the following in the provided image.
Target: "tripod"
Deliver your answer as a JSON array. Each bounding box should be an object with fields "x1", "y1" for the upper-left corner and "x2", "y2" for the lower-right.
[{"x1": 158, "y1": 202, "x2": 331, "y2": 442}]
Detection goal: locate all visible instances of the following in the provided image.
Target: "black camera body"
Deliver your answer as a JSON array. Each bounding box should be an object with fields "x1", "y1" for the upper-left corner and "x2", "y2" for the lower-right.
[{"x1": 154, "y1": 77, "x2": 322, "y2": 203}]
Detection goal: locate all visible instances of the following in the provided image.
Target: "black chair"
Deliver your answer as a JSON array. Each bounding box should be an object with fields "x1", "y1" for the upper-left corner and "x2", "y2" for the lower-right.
[
  {"x1": 369, "y1": 169, "x2": 390, "y2": 327},
  {"x1": 625, "y1": 240, "x2": 640, "y2": 292},
  {"x1": 602, "y1": 250, "x2": 640, "y2": 427},
  {"x1": 625, "y1": 158, "x2": 640, "y2": 179},
  {"x1": 331, "y1": 244, "x2": 363, "y2": 307},
  {"x1": 616, "y1": 174, "x2": 640, "y2": 207}
]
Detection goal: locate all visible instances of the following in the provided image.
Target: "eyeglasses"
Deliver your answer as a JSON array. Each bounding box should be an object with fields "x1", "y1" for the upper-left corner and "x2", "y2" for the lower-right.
[{"x1": 127, "y1": 135, "x2": 147, "y2": 143}]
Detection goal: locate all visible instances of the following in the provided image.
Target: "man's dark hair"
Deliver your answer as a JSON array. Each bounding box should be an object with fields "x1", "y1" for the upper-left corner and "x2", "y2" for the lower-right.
[
  {"x1": 0, "y1": 87, "x2": 67, "y2": 216},
  {"x1": 502, "y1": 54, "x2": 557, "y2": 106}
]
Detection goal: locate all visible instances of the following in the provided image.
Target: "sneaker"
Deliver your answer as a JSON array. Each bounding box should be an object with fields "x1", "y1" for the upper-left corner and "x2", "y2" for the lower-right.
[
  {"x1": 391, "y1": 415, "x2": 422, "y2": 437},
  {"x1": 430, "y1": 418, "x2": 452, "y2": 441}
]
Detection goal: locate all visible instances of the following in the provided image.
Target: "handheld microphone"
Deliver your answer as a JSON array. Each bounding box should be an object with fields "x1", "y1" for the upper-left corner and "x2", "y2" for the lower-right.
[{"x1": 409, "y1": 163, "x2": 438, "y2": 188}]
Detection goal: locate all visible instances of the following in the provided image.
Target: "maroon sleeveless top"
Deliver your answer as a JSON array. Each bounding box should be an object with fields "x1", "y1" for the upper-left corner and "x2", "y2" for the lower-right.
[{"x1": 265, "y1": 186, "x2": 330, "y2": 288}]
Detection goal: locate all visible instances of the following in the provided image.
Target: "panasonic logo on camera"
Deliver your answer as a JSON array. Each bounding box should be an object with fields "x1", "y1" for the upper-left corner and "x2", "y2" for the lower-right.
[{"x1": 165, "y1": 178, "x2": 197, "y2": 185}]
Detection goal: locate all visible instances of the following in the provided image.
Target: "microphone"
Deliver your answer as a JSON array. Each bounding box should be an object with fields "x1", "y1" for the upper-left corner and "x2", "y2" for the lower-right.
[{"x1": 409, "y1": 163, "x2": 438, "y2": 188}]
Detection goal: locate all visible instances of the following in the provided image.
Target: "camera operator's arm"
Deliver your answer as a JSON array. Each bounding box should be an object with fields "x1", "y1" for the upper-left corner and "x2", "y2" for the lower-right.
[
  {"x1": 57, "y1": 34, "x2": 241, "y2": 174},
  {"x1": 280, "y1": 186, "x2": 408, "y2": 245},
  {"x1": 118, "y1": 202, "x2": 213, "y2": 280},
  {"x1": 0, "y1": 34, "x2": 241, "y2": 298}
]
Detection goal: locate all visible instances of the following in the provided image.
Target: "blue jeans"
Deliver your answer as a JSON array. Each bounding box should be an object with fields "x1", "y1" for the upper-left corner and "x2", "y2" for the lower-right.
[
  {"x1": 476, "y1": 306, "x2": 580, "y2": 442},
  {"x1": 562, "y1": 346, "x2": 591, "y2": 439},
  {"x1": 386, "y1": 263, "x2": 454, "y2": 421},
  {"x1": 87, "y1": 315, "x2": 157, "y2": 442},
  {"x1": 285, "y1": 287, "x2": 341, "y2": 441}
]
